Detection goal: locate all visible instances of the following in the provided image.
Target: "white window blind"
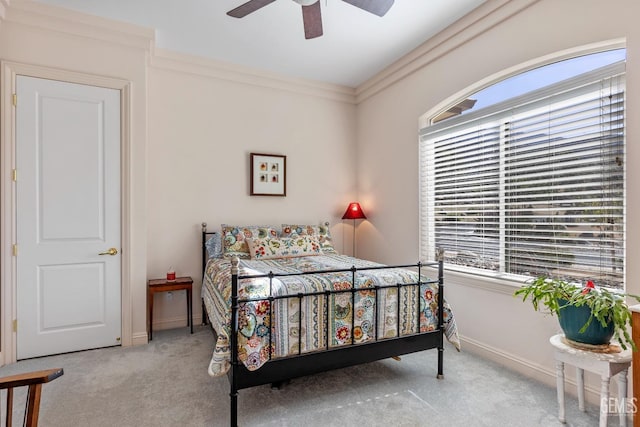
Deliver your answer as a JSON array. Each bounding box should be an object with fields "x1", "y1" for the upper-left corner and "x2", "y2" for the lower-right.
[{"x1": 420, "y1": 62, "x2": 625, "y2": 288}]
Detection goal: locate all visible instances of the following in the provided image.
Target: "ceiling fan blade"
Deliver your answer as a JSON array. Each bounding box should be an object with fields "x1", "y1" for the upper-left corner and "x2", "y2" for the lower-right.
[
  {"x1": 302, "y1": 2, "x2": 323, "y2": 39},
  {"x1": 342, "y1": 0, "x2": 394, "y2": 17},
  {"x1": 227, "y1": 0, "x2": 277, "y2": 18}
]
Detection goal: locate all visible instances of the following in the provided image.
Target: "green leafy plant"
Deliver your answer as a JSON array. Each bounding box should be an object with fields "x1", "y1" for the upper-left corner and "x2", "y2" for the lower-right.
[{"x1": 515, "y1": 277, "x2": 640, "y2": 350}]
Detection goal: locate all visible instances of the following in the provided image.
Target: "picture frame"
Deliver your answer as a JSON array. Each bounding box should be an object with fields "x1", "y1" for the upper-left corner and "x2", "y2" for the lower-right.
[{"x1": 250, "y1": 153, "x2": 286, "y2": 196}]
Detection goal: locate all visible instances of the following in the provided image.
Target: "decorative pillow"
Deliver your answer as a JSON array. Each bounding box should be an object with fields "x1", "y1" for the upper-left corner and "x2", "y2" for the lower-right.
[
  {"x1": 205, "y1": 233, "x2": 222, "y2": 259},
  {"x1": 221, "y1": 225, "x2": 279, "y2": 259},
  {"x1": 281, "y1": 222, "x2": 337, "y2": 254},
  {"x1": 246, "y1": 235, "x2": 322, "y2": 260}
]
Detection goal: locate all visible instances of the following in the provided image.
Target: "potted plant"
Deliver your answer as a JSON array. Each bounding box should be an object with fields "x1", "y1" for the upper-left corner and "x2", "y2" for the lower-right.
[{"x1": 515, "y1": 277, "x2": 640, "y2": 350}]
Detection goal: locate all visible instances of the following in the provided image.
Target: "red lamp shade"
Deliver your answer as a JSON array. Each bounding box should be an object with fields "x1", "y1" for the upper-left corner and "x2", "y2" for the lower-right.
[{"x1": 342, "y1": 202, "x2": 367, "y2": 220}]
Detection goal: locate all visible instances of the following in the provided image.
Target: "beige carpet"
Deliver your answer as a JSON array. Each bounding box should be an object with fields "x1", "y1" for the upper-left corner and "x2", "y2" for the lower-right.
[{"x1": 0, "y1": 325, "x2": 601, "y2": 426}]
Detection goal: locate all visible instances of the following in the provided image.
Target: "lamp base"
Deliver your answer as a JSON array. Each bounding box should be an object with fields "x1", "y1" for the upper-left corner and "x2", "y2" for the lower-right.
[{"x1": 352, "y1": 218, "x2": 356, "y2": 257}]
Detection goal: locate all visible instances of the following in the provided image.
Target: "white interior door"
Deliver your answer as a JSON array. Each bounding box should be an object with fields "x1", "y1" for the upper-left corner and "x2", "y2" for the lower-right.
[{"x1": 16, "y1": 75, "x2": 121, "y2": 359}]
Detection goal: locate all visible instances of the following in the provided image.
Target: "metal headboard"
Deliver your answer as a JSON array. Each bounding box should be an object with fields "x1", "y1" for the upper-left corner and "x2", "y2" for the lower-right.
[{"x1": 201, "y1": 222, "x2": 217, "y2": 275}]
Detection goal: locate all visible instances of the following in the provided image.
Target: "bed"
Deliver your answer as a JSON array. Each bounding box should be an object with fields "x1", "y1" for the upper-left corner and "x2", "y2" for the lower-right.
[{"x1": 200, "y1": 222, "x2": 459, "y2": 426}]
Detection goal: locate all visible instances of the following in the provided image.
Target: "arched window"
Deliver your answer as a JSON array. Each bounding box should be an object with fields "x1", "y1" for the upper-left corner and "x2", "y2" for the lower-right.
[{"x1": 419, "y1": 49, "x2": 626, "y2": 288}]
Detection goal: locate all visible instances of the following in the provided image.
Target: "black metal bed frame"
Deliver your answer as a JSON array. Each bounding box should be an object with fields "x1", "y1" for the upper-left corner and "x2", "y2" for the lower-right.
[{"x1": 201, "y1": 223, "x2": 445, "y2": 427}]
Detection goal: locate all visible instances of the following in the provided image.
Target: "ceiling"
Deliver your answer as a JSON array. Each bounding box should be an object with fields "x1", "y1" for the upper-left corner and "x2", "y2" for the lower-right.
[{"x1": 33, "y1": 0, "x2": 486, "y2": 87}]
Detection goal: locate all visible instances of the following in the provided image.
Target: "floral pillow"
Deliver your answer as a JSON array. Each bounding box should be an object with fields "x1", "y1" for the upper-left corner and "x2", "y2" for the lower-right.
[
  {"x1": 205, "y1": 232, "x2": 222, "y2": 259},
  {"x1": 221, "y1": 225, "x2": 279, "y2": 259},
  {"x1": 246, "y1": 235, "x2": 322, "y2": 260},
  {"x1": 281, "y1": 223, "x2": 337, "y2": 254}
]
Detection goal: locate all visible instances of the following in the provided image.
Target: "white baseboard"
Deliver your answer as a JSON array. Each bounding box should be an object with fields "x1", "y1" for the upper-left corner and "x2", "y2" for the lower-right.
[
  {"x1": 131, "y1": 331, "x2": 149, "y2": 346},
  {"x1": 459, "y1": 335, "x2": 604, "y2": 406},
  {"x1": 151, "y1": 315, "x2": 203, "y2": 331},
  {"x1": 130, "y1": 315, "x2": 204, "y2": 346}
]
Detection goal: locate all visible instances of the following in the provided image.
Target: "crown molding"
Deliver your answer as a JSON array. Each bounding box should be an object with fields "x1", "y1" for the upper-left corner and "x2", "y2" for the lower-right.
[
  {"x1": 4, "y1": 1, "x2": 354, "y2": 104},
  {"x1": 4, "y1": 0, "x2": 154, "y2": 52},
  {"x1": 355, "y1": 0, "x2": 541, "y2": 103},
  {"x1": 151, "y1": 48, "x2": 357, "y2": 105}
]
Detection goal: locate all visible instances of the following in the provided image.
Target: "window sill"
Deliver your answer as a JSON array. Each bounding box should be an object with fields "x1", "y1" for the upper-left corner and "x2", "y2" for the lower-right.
[{"x1": 442, "y1": 266, "x2": 526, "y2": 296}]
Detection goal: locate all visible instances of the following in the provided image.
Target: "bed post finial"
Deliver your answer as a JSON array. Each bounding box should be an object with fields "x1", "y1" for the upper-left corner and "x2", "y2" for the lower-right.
[
  {"x1": 201, "y1": 222, "x2": 207, "y2": 232},
  {"x1": 231, "y1": 256, "x2": 239, "y2": 275},
  {"x1": 435, "y1": 247, "x2": 444, "y2": 262}
]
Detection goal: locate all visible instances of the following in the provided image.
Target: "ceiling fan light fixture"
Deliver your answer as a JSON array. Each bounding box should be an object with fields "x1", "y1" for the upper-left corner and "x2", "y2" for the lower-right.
[{"x1": 293, "y1": 0, "x2": 319, "y2": 5}]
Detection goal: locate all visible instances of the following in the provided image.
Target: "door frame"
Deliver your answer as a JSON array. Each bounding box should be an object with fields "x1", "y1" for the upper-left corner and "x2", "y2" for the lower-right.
[{"x1": 0, "y1": 61, "x2": 133, "y2": 364}]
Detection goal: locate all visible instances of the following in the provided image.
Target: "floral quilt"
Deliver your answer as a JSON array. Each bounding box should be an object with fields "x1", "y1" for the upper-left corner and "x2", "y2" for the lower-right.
[{"x1": 202, "y1": 254, "x2": 460, "y2": 377}]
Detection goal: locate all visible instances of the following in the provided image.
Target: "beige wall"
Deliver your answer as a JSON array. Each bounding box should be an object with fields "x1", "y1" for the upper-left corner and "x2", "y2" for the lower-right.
[
  {"x1": 355, "y1": 0, "x2": 640, "y2": 401},
  {"x1": 0, "y1": 0, "x2": 357, "y2": 357},
  {"x1": 0, "y1": 0, "x2": 152, "y2": 358},
  {"x1": 145, "y1": 51, "x2": 357, "y2": 327}
]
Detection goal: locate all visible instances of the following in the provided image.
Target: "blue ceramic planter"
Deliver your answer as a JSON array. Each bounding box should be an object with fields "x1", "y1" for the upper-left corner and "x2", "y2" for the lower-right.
[{"x1": 557, "y1": 299, "x2": 614, "y2": 345}]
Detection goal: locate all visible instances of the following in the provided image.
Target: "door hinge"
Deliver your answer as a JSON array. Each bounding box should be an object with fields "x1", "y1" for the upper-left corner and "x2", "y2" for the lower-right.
[
  {"x1": 12, "y1": 93, "x2": 17, "y2": 107},
  {"x1": 12, "y1": 244, "x2": 17, "y2": 256},
  {"x1": 12, "y1": 169, "x2": 17, "y2": 182},
  {"x1": 12, "y1": 319, "x2": 17, "y2": 332}
]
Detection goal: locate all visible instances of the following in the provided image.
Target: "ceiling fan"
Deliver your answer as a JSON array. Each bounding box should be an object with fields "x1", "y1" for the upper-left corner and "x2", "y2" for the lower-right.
[{"x1": 226, "y1": 0, "x2": 395, "y2": 39}]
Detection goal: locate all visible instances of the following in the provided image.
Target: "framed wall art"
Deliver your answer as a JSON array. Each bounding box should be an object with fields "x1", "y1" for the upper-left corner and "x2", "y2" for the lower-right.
[{"x1": 250, "y1": 153, "x2": 286, "y2": 196}]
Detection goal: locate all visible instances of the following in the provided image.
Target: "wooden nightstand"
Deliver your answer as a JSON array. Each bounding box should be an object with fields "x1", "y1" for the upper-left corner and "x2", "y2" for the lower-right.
[{"x1": 147, "y1": 276, "x2": 193, "y2": 341}]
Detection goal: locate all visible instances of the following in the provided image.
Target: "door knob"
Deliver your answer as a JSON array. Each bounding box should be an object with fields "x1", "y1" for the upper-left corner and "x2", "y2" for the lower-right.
[{"x1": 99, "y1": 248, "x2": 118, "y2": 256}]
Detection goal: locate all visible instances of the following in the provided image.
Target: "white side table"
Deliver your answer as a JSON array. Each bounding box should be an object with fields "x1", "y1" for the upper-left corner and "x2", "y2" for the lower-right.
[{"x1": 550, "y1": 334, "x2": 631, "y2": 427}]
